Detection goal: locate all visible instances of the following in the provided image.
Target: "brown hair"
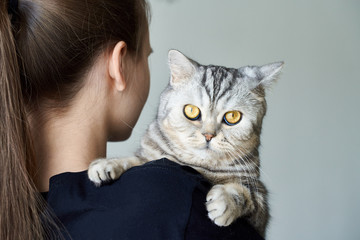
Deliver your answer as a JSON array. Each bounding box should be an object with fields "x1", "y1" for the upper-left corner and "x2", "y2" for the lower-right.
[{"x1": 0, "y1": 0, "x2": 149, "y2": 239}]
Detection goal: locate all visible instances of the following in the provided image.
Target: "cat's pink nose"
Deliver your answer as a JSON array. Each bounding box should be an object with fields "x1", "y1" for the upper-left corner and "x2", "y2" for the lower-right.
[{"x1": 203, "y1": 133, "x2": 215, "y2": 142}]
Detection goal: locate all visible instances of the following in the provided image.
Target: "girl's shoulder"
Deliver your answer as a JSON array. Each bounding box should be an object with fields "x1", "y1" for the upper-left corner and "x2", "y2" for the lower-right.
[{"x1": 44, "y1": 158, "x2": 263, "y2": 240}]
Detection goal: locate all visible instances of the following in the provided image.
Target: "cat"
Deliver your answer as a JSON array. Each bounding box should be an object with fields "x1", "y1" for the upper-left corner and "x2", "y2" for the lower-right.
[{"x1": 88, "y1": 49, "x2": 283, "y2": 237}]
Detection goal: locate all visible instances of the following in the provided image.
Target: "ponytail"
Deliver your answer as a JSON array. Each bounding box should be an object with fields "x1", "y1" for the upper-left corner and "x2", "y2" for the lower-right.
[
  {"x1": 0, "y1": 2, "x2": 61, "y2": 239},
  {"x1": 1, "y1": 0, "x2": 149, "y2": 238}
]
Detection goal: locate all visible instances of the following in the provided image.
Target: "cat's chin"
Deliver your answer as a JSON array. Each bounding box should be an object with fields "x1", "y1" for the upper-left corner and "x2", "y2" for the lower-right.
[
  {"x1": 202, "y1": 142, "x2": 220, "y2": 153},
  {"x1": 196, "y1": 144, "x2": 219, "y2": 157},
  {"x1": 193, "y1": 146, "x2": 212, "y2": 155}
]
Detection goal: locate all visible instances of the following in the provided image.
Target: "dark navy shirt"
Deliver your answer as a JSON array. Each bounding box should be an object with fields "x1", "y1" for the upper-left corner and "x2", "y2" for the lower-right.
[{"x1": 42, "y1": 158, "x2": 264, "y2": 240}]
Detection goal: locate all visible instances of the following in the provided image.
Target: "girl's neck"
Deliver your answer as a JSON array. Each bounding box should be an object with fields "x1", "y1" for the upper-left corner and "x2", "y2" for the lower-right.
[{"x1": 29, "y1": 100, "x2": 108, "y2": 192}]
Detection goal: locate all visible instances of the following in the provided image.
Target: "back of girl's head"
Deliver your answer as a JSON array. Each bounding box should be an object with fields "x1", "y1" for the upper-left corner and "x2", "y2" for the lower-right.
[
  {"x1": 18, "y1": 0, "x2": 149, "y2": 110},
  {"x1": 0, "y1": 0, "x2": 149, "y2": 239}
]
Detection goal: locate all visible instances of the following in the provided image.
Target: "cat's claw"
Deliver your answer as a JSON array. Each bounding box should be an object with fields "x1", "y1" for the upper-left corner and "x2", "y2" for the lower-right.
[
  {"x1": 88, "y1": 158, "x2": 124, "y2": 186},
  {"x1": 206, "y1": 185, "x2": 240, "y2": 227}
]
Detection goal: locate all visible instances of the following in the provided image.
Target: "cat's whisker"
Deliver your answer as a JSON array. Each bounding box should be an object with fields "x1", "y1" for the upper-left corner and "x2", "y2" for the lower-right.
[
  {"x1": 223, "y1": 150, "x2": 250, "y2": 176},
  {"x1": 117, "y1": 118, "x2": 150, "y2": 136},
  {"x1": 234, "y1": 149, "x2": 260, "y2": 195},
  {"x1": 237, "y1": 147, "x2": 272, "y2": 183},
  {"x1": 224, "y1": 148, "x2": 259, "y2": 195}
]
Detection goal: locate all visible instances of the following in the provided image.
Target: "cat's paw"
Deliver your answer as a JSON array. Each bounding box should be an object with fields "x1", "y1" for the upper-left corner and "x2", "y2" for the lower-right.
[
  {"x1": 206, "y1": 184, "x2": 242, "y2": 227},
  {"x1": 88, "y1": 158, "x2": 125, "y2": 187}
]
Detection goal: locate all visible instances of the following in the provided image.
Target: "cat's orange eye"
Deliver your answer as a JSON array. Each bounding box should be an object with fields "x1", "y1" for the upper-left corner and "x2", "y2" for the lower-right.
[
  {"x1": 223, "y1": 111, "x2": 242, "y2": 126},
  {"x1": 184, "y1": 104, "x2": 201, "y2": 120}
]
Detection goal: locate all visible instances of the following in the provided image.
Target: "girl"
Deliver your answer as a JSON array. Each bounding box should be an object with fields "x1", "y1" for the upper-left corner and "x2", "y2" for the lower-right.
[{"x1": 0, "y1": 0, "x2": 263, "y2": 239}]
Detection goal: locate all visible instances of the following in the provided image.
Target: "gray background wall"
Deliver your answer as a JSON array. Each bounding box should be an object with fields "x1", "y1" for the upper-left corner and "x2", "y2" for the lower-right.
[{"x1": 108, "y1": 0, "x2": 360, "y2": 239}]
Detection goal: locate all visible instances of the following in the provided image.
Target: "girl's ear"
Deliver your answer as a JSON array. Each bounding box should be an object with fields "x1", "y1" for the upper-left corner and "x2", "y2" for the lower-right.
[{"x1": 108, "y1": 41, "x2": 128, "y2": 91}]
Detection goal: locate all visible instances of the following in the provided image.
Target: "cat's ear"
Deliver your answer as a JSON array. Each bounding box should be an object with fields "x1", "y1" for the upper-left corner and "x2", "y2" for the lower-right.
[
  {"x1": 168, "y1": 50, "x2": 197, "y2": 86},
  {"x1": 243, "y1": 61, "x2": 284, "y2": 90},
  {"x1": 258, "y1": 61, "x2": 284, "y2": 88}
]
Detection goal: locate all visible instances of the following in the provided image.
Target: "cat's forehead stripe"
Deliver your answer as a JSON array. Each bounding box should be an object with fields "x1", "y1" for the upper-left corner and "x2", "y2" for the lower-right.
[
  {"x1": 211, "y1": 67, "x2": 226, "y2": 103},
  {"x1": 200, "y1": 67, "x2": 212, "y2": 102},
  {"x1": 216, "y1": 68, "x2": 239, "y2": 102},
  {"x1": 199, "y1": 65, "x2": 240, "y2": 106}
]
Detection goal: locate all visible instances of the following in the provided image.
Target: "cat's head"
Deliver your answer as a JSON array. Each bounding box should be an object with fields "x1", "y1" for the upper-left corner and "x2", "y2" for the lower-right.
[{"x1": 157, "y1": 50, "x2": 283, "y2": 166}]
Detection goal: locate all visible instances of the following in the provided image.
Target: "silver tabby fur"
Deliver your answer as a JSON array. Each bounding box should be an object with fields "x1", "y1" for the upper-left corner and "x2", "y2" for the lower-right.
[{"x1": 88, "y1": 50, "x2": 283, "y2": 237}]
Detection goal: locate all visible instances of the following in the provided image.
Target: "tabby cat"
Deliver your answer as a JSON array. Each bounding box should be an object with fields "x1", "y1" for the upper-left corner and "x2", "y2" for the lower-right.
[{"x1": 88, "y1": 50, "x2": 283, "y2": 237}]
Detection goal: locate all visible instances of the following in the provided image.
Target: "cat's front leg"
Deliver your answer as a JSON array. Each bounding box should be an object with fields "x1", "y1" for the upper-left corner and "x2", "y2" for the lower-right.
[
  {"x1": 88, "y1": 156, "x2": 143, "y2": 186},
  {"x1": 206, "y1": 183, "x2": 255, "y2": 227}
]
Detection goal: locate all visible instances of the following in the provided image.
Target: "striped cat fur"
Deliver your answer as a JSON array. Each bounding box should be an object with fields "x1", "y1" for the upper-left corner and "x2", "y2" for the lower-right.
[{"x1": 88, "y1": 50, "x2": 283, "y2": 237}]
